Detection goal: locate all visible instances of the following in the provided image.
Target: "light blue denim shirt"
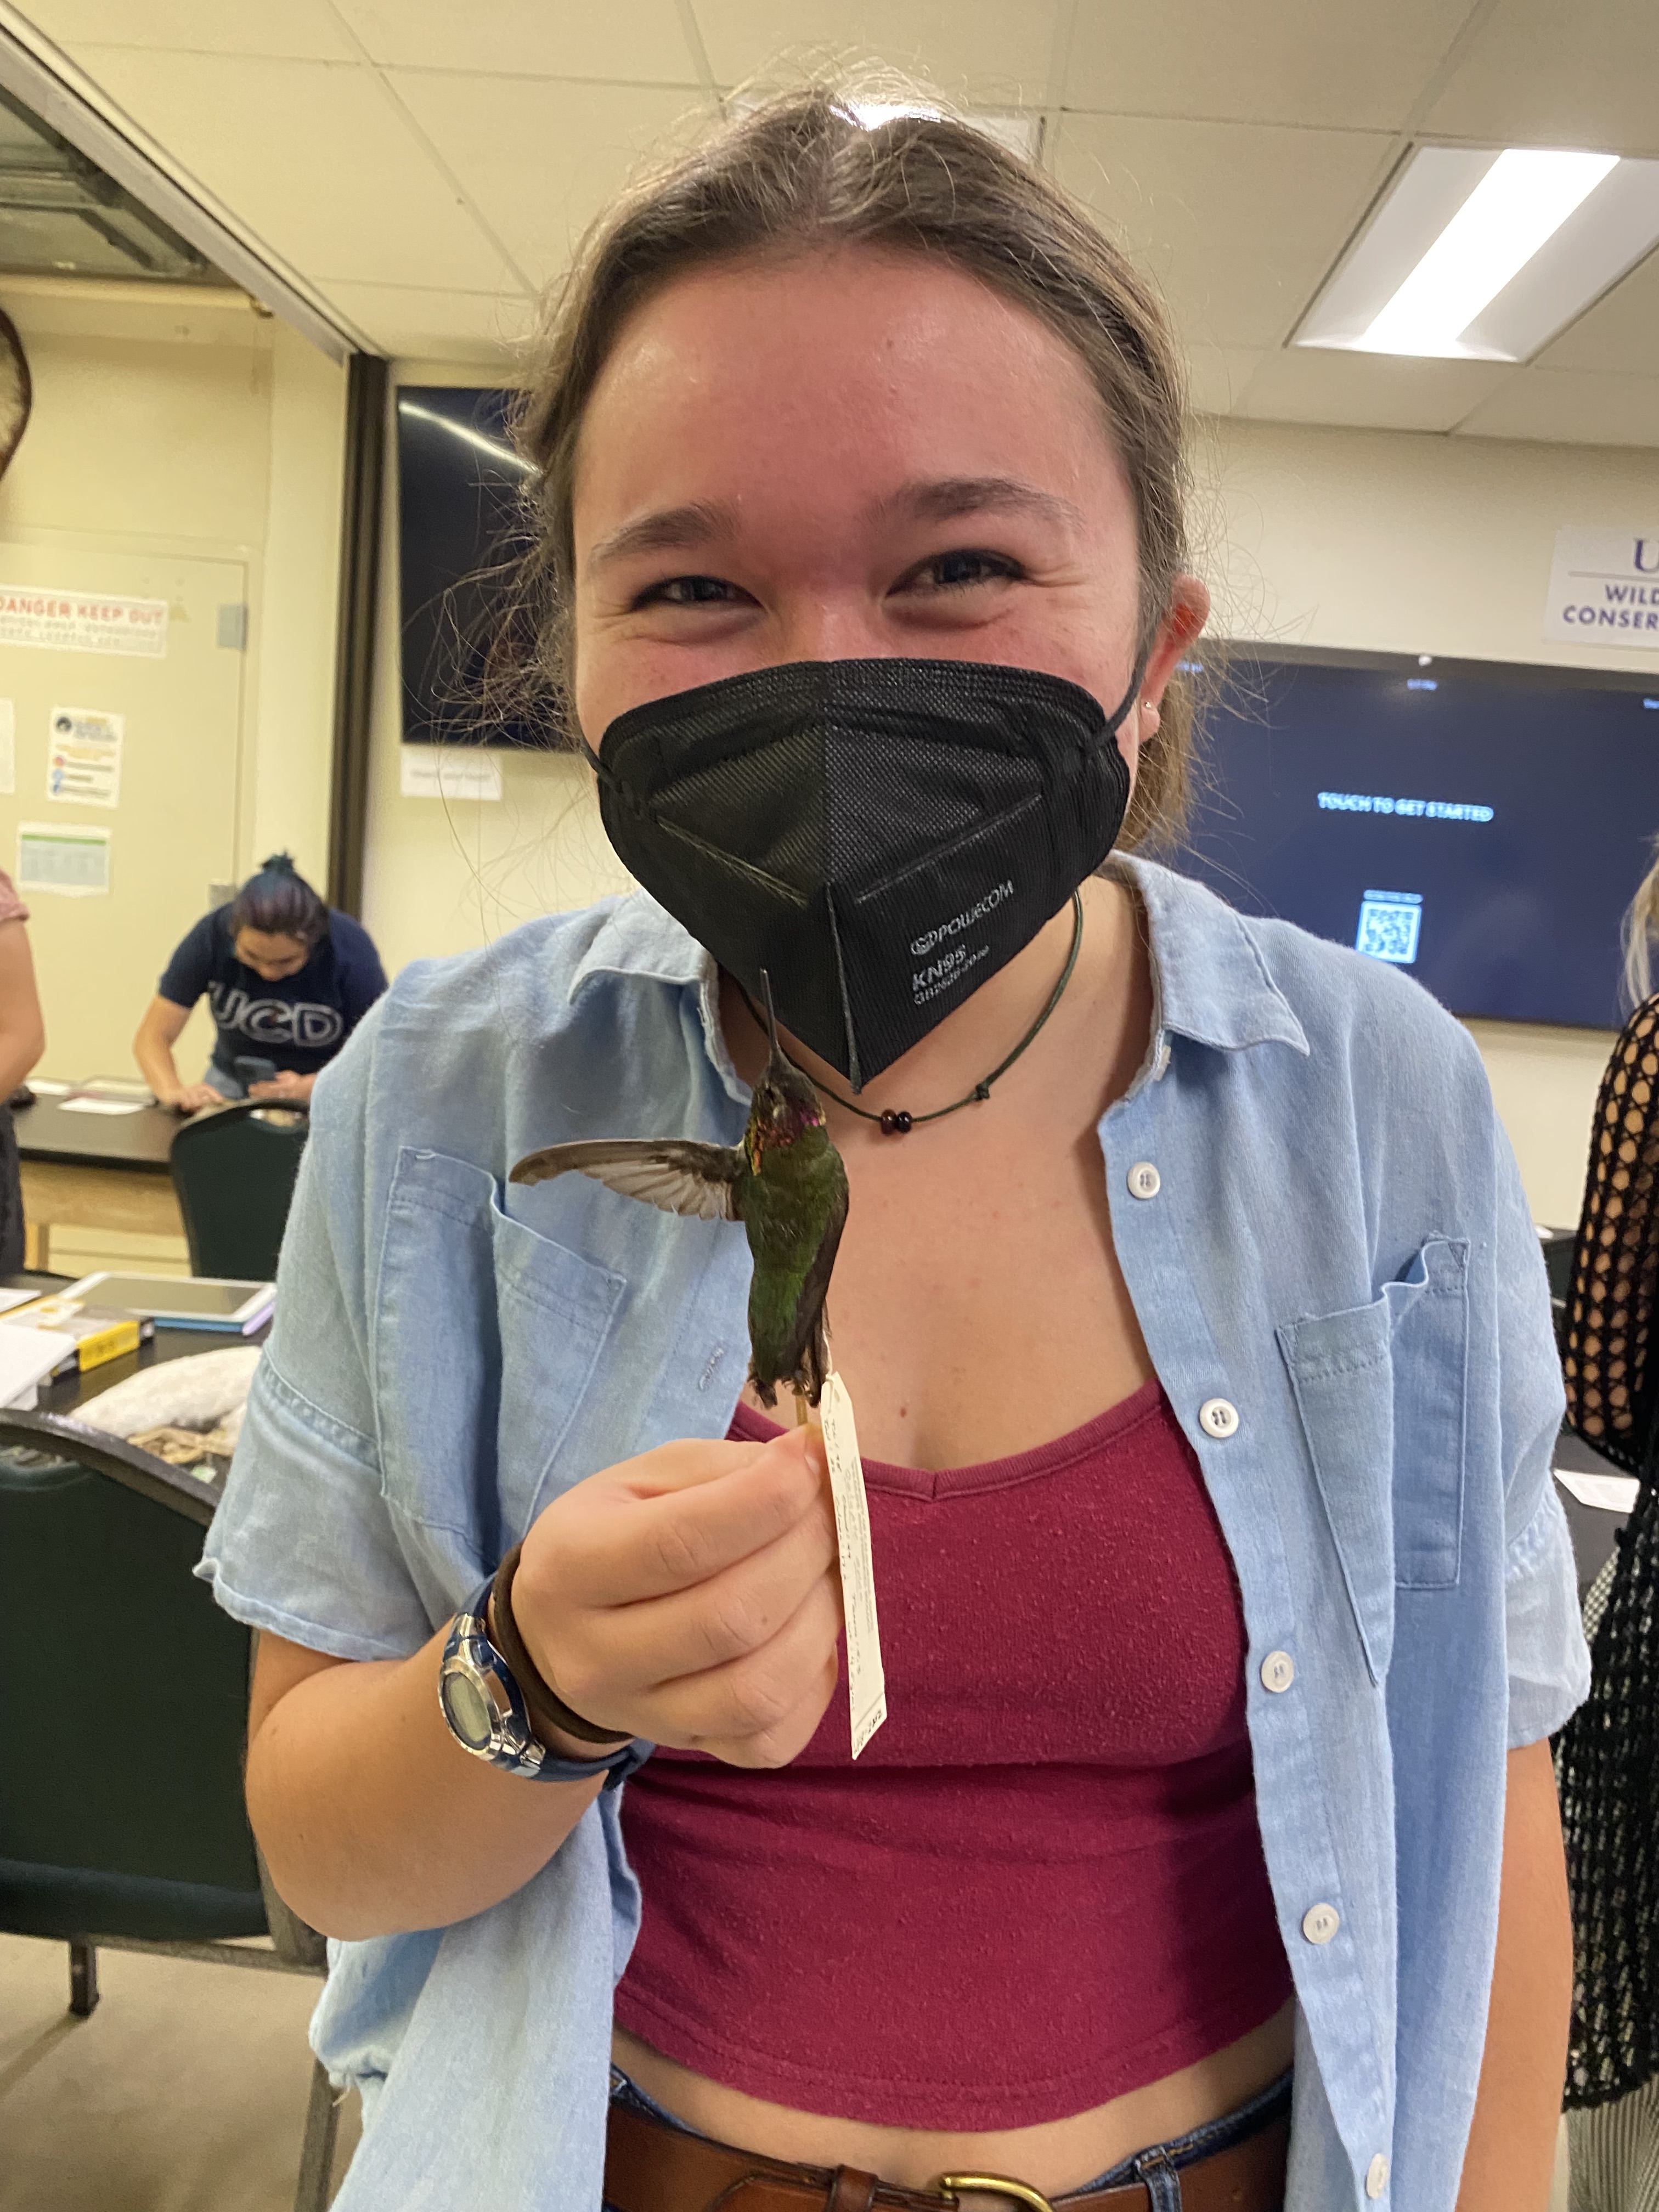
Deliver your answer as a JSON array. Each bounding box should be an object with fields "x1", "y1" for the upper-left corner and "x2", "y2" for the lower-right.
[{"x1": 200, "y1": 856, "x2": 1589, "y2": 2212}]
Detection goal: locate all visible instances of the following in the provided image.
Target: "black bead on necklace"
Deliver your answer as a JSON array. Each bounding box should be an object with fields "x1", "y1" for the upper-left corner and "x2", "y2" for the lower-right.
[{"x1": 739, "y1": 890, "x2": 1085, "y2": 1135}]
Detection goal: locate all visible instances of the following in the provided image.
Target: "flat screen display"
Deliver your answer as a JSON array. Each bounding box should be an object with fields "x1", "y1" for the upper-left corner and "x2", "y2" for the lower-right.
[
  {"x1": 396, "y1": 384, "x2": 537, "y2": 748},
  {"x1": 1179, "y1": 649, "x2": 1659, "y2": 1031}
]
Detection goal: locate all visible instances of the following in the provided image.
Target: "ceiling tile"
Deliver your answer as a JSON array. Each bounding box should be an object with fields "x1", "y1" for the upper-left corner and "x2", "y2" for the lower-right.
[
  {"x1": 65, "y1": 46, "x2": 509, "y2": 291},
  {"x1": 22, "y1": 0, "x2": 354, "y2": 59},
  {"x1": 1065, "y1": 0, "x2": 1470, "y2": 132},
  {"x1": 390, "y1": 73, "x2": 708, "y2": 286},
  {"x1": 1237, "y1": 348, "x2": 1514, "y2": 431},
  {"x1": 1536, "y1": 248, "x2": 1659, "y2": 374},
  {"x1": 319, "y1": 280, "x2": 535, "y2": 364},
  {"x1": 1423, "y1": 0, "x2": 1659, "y2": 159},
  {"x1": 691, "y1": 0, "x2": 1057, "y2": 105},
  {"x1": 335, "y1": 1, "x2": 697, "y2": 83},
  {"x1": 1454, "y1": 366, "x2": 1659, "y2": 445},
  {"x1": 1053, "y1": 115, "x2": 1393, "y2": 350},
  {"x1": 1185, "y1": 343, "x2": 1269, "y2": 415}
]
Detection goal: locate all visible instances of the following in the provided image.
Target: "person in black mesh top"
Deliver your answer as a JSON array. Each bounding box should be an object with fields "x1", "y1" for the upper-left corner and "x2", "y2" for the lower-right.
[{"x1": 1556, "y1": 850, "x2": 1659, "y2": 2207}]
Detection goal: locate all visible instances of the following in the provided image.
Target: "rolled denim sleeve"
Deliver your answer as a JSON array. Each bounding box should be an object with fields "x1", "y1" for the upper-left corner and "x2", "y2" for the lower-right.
[
  {"x1": 1491, "y1": 1116, "x2": 1591, "y2": 1748},
  {"x1": 196, "y1": 1019, "x2": 432, "y2": 1661}
]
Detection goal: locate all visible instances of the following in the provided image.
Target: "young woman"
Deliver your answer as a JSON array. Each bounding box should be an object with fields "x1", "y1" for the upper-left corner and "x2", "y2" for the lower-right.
[
  {"x1": 203, "y1": 95, "x2": 1588, "y2": 2212},
  {"x1": 134, "y1": 853, "x2": 386, "y2": 1111}
]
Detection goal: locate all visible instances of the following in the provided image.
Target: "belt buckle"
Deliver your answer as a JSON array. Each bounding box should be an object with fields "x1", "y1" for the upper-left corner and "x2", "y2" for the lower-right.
[{"x1": 935, "y1": 2177, "x2": 1058, "y2": 2212}]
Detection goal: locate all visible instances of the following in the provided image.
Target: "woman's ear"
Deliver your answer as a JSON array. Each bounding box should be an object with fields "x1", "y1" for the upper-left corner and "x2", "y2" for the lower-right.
[{"x1": 1140, "y1": 573, "x2": 1211, "y2": 710}]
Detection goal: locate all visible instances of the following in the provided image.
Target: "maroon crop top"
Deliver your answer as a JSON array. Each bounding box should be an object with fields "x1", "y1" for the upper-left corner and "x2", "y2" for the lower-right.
[{"x1": 615, "y1": 1379, "x2": 1291, "y2": 2131}]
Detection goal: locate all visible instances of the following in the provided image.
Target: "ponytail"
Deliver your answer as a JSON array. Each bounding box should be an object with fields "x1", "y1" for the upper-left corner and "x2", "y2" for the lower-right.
[{"x1": 228, "y1": 853, "x2": 329, "y2": 951}]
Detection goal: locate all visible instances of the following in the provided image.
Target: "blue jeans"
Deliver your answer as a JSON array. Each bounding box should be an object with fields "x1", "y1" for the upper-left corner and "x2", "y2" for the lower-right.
[{"x1": 608, "y1": 2064, "x2": 1292, "y2": 2211}]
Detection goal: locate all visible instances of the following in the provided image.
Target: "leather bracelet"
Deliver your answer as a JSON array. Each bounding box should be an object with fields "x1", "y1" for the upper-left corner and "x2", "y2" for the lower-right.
[{"x1": 489, "y1": 1542, "x2": 633, "y2": 1748}]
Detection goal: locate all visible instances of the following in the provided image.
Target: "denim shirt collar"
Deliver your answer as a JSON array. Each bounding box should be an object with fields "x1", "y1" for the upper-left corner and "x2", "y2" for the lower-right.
[
  {"x1": 1120, "y1": 858, "x2": 1311, "y2": 1059},
  {"x1": 566, "y1": 859, "x2": 1311, "y2": 1086}
]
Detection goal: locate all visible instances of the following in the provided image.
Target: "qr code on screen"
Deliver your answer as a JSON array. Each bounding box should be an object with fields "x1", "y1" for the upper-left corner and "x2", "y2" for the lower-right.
[{"x1": 1355, "y1": 895, "x2": 1422, "y2": 965}]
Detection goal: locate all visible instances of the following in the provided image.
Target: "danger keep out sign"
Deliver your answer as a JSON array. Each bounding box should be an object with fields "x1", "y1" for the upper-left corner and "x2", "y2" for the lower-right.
[{"x1": 0, "y1": 587, "x2": 168, "y2": 659}]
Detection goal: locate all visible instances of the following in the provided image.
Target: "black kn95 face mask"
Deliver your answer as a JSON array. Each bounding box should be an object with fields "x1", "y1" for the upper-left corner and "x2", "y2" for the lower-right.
[{"x1": 582, "y1": 654, "x2": 1144, "y2": 1090}]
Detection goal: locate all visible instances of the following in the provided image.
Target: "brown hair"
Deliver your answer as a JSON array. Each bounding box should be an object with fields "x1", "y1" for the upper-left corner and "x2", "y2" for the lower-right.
[{"x1": 511, "y1": 85, "x2": 1199, "y2": 849}]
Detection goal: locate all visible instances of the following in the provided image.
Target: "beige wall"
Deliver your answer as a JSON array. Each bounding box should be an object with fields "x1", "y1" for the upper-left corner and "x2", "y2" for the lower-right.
[{"x1": 0, "y1": 282, "x2": 346, "y2": 1081}]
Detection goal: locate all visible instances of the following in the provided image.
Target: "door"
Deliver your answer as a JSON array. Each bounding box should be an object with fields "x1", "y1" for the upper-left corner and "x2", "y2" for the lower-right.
[{"x1": 0, "y1": 538, "x2": 247, "y2": 1083}]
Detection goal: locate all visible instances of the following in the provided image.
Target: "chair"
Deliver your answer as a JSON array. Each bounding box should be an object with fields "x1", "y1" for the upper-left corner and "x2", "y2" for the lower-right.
[
  {"x1": 170, "y1": 1101, "x2": 308, "y2": 1280},
  {"x1": 0, "y1": 1407, "x2": 342, "y2": 2211}
]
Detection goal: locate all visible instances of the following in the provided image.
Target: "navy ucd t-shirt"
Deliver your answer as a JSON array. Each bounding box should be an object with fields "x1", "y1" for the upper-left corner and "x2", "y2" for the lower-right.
[{"x1": 159, "y1": 905, "x2": 388, "y2": 1077}]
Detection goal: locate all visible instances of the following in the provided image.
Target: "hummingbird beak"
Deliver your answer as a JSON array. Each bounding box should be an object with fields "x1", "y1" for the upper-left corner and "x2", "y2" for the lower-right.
[{"x1": 758, "y1": 968, "x2": 789, "y2": 1081}]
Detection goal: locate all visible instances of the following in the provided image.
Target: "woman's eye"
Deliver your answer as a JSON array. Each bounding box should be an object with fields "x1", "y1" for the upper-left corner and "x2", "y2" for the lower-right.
[
  {"x1": 636, "y1": 574, "x2": 743, "y2": 608},
  {"x1": 900, "y1": 549, "x2": 1025, "y2": 594}
]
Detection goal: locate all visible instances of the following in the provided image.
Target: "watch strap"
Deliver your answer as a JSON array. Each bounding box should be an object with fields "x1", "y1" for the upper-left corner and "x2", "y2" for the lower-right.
[
  {"x1": 490, "y1": 1543, "x2": 635, "y2": 1748},
  {"x1": 441, "y1": 1581, "x2": 649, "y2": 1788}
]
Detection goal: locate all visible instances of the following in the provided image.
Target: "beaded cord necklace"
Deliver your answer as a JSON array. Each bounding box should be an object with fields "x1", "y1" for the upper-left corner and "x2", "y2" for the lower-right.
[{"x1": 737, "y1": 889, "x2": 1084, "y2": 1135}]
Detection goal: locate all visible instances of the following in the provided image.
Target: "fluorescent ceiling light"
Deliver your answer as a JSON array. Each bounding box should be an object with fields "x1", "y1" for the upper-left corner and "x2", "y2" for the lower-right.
[
  {"x1": 1362, "y1": 150, "x2": 1615, "y2": 354},
  {"x1": 1296, "y1": 144, "x2": 1659, "y2": 362},
  {"x1": 842, "y1": 102, "x2": 1040, "y2": 163}
]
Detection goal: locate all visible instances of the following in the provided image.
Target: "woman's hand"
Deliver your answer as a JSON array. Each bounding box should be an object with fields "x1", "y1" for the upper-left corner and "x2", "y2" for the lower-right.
[
  {"x1": 513, "y1": 1425, "x2": 843, "y2": 1768},
  {"x1": 249, "y1": 1070, "x2": 316, "y2": 1104},
  {"x1": 166, "y1": 1081, "x2": 225, "y2": 1114}
]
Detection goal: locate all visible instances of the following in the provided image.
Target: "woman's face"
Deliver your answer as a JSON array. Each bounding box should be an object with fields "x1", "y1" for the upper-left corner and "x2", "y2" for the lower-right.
[
  {"x1": 571, "y1": 246, "x2": 1207, "y2": 780},
  {"x1": 234, "y1": 927, "x2": 310, "y2": 982}
]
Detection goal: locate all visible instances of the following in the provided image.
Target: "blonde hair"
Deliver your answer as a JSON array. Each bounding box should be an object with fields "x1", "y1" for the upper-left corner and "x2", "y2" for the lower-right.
[
  {"x1": 508, "y1": 85, "x2": 1200, "y2": 850},
  {"x1": 1623, "y1": 839, "x2": 1659, "y2": 1009}
]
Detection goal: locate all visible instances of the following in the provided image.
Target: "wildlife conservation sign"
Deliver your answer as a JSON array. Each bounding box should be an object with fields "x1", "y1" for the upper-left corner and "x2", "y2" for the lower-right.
[{"x1": 1543, "y1": 528, "x2": 1659, "y2": 645}]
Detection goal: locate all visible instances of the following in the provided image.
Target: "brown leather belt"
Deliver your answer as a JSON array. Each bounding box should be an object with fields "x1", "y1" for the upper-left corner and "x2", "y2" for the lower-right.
[{"x1": 605, "y1": 2095, "x2": 1290, "y2": 2212}]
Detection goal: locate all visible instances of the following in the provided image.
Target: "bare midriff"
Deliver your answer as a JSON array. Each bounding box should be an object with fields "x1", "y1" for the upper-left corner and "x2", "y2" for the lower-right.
[{"x1": 612, "y1": 2005, "x2": 1295, "y2": 2193}]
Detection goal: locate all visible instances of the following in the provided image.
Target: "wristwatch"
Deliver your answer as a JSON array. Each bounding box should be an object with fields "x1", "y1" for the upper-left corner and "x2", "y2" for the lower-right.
[{"x1": 438, "y1": 1578, "x2": 649, "y2": 1788}]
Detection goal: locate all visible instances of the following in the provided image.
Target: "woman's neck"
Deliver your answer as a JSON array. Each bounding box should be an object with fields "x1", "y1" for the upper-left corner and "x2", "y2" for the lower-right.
[{"x1": 719, "y1": 870, "x2": 1152, "y2": 1136}]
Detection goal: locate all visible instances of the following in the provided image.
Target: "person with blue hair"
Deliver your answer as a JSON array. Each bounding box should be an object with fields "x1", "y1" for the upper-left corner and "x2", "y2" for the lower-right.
[{"x1": 134, "y1": 854, "x2": 386, "y2": 1112}]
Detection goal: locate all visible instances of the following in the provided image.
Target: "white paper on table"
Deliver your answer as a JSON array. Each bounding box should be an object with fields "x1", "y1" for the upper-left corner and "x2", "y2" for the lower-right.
[
  {"x1": 1555, "y1": 1466, "x2": 1641, "y2": 1514},
  {"x1": 60, "y1": 1095, "x2": 145, "y2": 1116},
  {"x1": 0, "y1": 1325, "x2": 80, "y2": 1404},
  {"x1": 818, "y1": 1369, "x2": 887, "y2": 1757},
  {"x1": 0, "y1": 1287, "x2": 40, "y2": 1314},
  {"x1": 27, "y1": 1078, "x2": 72, "y2": 1096}
]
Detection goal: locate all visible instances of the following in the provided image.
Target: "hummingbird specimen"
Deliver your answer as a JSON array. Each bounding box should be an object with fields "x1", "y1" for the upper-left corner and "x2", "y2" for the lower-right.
[{"x1": 509, "y1": 973, "x2": 849, "y2": 1413}]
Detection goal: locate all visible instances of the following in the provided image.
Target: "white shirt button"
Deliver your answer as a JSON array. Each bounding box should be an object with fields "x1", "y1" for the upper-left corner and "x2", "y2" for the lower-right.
[
  {"x1": 1365, "y1": 2153, "x2": 1389, "y2": 2198},
  {"x1": 1302, "y1": 1903, "x2": 1340, "y2": 1945},
  {"x1": 1127, "y1": 1161, "x2": 1161, "y2": 1199},
  {"x1": 1260, "y1": 1650, "x2": 1295, "y2": 1693},
  {"x1": 1199, "y1": 1397, "x2": 1239, "y2": 1439}
]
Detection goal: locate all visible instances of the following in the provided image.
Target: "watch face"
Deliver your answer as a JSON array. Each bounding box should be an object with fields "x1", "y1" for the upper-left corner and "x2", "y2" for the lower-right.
[{"x1": 440, "y1": 1661, "x2": 495, "y2": 1752}]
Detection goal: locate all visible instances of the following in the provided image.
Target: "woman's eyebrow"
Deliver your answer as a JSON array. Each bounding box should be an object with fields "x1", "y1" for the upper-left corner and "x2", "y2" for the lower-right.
[
  {"x1": 586, "y1": 500, "x2": 735, "y2": 575},
  {"x1": 879, "y1": 476, "x2": 1086, "y2": 531}
]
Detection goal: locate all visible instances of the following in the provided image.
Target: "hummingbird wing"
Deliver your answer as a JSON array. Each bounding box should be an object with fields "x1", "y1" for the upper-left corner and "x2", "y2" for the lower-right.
[{"x1": 509, "y1": 1138, "x2": 746, "y2": 1223}]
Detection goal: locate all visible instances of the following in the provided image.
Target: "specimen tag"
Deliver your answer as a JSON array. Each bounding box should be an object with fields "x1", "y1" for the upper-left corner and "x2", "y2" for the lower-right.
[{"x1": 819, "y1": 1370, "x2": 887, "y2": 1757}]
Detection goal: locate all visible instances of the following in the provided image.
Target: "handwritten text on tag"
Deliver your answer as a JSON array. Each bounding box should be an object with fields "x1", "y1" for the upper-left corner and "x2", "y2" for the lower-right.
[{"x1": 818, "y1": 1370, "x2": 887, "y2": 1757}]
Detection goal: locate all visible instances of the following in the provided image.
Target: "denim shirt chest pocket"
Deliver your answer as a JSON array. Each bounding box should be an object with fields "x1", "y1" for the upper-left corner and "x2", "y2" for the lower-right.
[
  {"x1": 374, "y1": 1147, "x2": 626, "y2": 1551},
  {"x1": 1277, "y1": 1237, "x2": 1470, "y2": 1684}
]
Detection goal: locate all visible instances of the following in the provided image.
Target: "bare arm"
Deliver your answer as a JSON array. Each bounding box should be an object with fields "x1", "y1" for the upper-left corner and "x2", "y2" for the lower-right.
[
  {"x1": 1455, "y1": 1739, "x2": 1573, "y2": 2210},
  {"x1": 0, "y1": 919, "x2": 44, "y2": 1099},
  {"x1": 246, "y1": 1626, "x2": 606, "y2": 1938},
  {"x1": 134, "y1": 994, "x2": 219, "y2": 1113},
  {"x1": 245, "y1": 1424, "x2": 839, "y2": 1938}
]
